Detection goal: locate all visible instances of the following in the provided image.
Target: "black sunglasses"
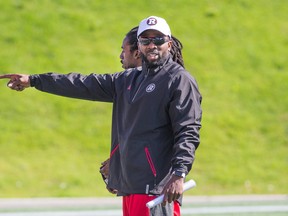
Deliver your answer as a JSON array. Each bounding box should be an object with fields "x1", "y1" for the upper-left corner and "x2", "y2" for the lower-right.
[{"x1": 138, "y1": 37, "x2": 169, "y2": 46}]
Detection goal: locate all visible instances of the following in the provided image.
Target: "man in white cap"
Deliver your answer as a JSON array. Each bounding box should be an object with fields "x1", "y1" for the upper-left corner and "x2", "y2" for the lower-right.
[
  {"x1": 137, "y1": 16, "x2": 172, "y2": 67},
  {"x1": 0, "y1": 15, "x2": 202, "y2": 216}
]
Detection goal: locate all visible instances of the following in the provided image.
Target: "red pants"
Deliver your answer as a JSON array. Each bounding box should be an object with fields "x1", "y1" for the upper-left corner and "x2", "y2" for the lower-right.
[{"x1": 123, "y1": 194, "x2": 181, "y2": 216}]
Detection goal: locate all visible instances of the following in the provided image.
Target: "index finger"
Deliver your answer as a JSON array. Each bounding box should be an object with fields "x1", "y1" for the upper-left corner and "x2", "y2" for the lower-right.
[{"x1": 0, "y1": 74, "x2": 20, "y2": 79}]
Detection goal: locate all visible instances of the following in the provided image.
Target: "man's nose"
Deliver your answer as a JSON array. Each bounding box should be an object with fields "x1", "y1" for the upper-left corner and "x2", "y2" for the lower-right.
[
  {"x1": 120, "y1": 51, "x2": 124, "y2": 59},
  {"x1": 147, "y1": 42, "x2": 157, "y2": 48}
]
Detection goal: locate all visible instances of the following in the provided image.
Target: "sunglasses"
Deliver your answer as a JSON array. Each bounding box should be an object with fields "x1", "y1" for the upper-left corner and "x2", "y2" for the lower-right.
[{"x1": 138, "y1": 37, "x2": 169, "y2": 46}]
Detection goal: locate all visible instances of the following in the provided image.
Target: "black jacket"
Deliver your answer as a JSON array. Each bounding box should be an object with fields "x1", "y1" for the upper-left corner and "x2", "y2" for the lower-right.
[{"x1": 30, "y1": 56, "x2": 202, "y2": 196}]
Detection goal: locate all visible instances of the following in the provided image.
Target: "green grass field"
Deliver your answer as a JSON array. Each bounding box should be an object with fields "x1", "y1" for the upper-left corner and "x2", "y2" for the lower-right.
[{"x1": 0, "y1": 0, "x2": 287, "y2": 197}]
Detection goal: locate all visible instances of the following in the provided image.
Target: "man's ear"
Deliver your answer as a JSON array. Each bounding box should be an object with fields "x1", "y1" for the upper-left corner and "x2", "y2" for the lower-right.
[
  {"x1": 168, "y1": 40, "x2": 172, "y2": 52},
  {"x1": 134, "y1": 50, "x2": 141, "y2": 59}
]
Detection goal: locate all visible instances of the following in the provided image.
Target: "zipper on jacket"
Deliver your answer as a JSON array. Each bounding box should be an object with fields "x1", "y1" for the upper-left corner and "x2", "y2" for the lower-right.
[
  {"x1": 131, "y1": 69, "x2": 150, "y2": 102},
  {"x1": 144, "y1": 147, "x2": 157, "y2": 178}
]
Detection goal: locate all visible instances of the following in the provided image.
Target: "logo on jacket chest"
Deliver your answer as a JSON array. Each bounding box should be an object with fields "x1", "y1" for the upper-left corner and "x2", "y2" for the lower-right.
[{"x1": 146, "y1": 83, "x2": 156, "y2": 93}]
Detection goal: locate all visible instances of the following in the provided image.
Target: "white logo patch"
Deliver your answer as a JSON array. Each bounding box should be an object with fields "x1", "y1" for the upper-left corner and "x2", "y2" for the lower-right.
[
  {"x1": 146, "y1": 83, "x2": 156, "y2": 93},
  {"x1": 147, "y1": 18, "x2": 157, "y2": 25}
]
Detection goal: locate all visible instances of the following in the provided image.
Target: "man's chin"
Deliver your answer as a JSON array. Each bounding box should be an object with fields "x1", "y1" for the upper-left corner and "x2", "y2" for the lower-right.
[{"x1": 146, "y1": 58, "x2": 159, "y2": 66}]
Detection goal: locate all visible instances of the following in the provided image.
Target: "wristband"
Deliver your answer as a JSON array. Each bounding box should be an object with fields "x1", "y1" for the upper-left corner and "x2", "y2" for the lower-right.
[{"x1": 172, "y1": 170, "x2": 186, "y2": 178}]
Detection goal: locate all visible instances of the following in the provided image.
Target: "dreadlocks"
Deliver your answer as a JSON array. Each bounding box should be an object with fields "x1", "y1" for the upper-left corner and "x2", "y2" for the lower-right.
[
  {"x1": 171, "y1": 35, "x2": 184, "y2": 68},
  {"x1": 125, "y1": 26, "x2": 138, "y2": 52},
  {"x1": 125, "y1": 26, "x2": 185, "y2": 68}
]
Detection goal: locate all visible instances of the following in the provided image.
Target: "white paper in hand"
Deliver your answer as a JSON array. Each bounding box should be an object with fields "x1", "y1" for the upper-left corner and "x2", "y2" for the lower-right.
[{"x1": 146, "y1": 179, "x2": 196, "y2": 209}]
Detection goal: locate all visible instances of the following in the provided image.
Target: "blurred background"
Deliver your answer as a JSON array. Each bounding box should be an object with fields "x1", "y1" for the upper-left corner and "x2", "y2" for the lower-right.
[{"x1": 0, "y1": 0, "x2": 287, "y2": 198}]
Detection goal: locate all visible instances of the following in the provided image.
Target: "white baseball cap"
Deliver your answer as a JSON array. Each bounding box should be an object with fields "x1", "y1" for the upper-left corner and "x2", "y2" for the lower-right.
[{"x1": 137, "y1": 16, "x2": 171, "y2": 38}]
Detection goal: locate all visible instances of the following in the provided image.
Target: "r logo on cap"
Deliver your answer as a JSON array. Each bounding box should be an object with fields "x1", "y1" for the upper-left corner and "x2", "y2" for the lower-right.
[{"x1": 146, "y1": 18, "x2": 157, "y2": 25}]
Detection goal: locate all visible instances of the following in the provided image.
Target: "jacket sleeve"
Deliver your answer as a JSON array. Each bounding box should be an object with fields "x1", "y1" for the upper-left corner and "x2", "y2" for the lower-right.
[
  {"x1": 29, "y1": 72, "x2": 121, "y2": 102},
  {"x1": 168, "y1": 71, "x2": 202, "y2": 175}
]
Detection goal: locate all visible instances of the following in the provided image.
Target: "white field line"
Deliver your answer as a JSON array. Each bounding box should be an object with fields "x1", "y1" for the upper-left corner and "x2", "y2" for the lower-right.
[
  {"x1": 0, "y1": 205, "x2": 287, "y2": 216},
  {"x1": 182, "y1": 205, "x2": 288, "y2": 214}
]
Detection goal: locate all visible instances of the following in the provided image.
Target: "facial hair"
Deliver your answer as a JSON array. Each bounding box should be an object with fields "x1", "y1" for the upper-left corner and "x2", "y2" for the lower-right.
[{"x1": 141, "y1": 50, "x2": 170, "y2": 68}]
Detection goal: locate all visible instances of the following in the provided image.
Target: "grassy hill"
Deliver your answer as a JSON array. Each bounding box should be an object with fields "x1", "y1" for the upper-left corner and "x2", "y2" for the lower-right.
[{"x1": 0, "y1": 0, "x2": 287, "y2": 197}]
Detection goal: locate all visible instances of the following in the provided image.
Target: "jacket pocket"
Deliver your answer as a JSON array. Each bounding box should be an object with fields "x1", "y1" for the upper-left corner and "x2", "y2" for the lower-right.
[{"x1": 144, "y1": 147, "x2": 157, "y2": 177}]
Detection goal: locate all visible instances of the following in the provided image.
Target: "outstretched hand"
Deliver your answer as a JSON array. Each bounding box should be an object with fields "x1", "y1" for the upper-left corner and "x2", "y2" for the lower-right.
[{"x1": 0, "y1": 74, "x2": 30, "y2": 91}]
